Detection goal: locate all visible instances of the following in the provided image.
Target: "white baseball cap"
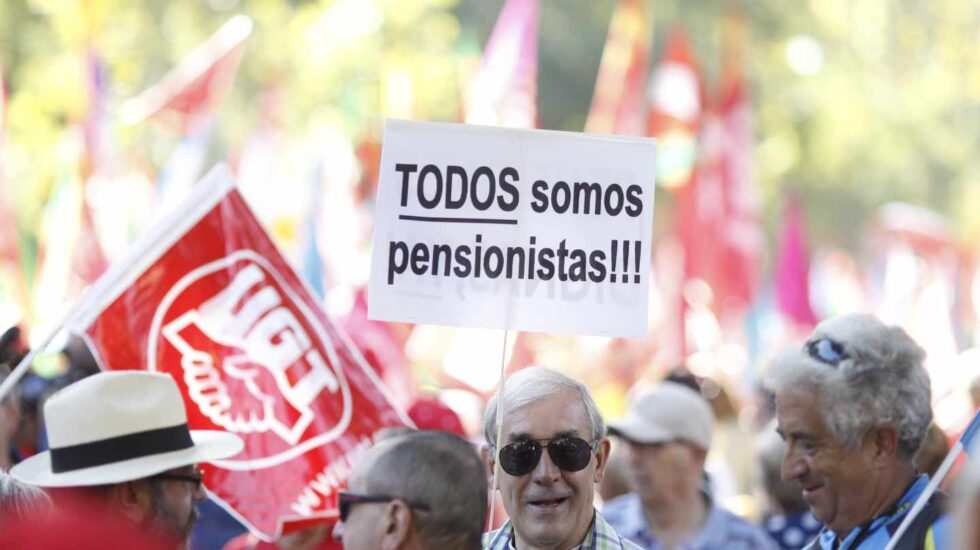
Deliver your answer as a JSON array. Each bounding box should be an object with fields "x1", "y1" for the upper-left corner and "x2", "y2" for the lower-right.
[{"x1": 607, "y1": 382, "x2": 714, "y2": 450}]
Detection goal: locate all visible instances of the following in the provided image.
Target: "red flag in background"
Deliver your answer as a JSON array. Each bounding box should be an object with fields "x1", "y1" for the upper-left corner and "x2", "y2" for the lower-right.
[
  {"x1": 585, "y1": 0, "x2": 651, "y2": 136},
  {"x1": 714, "y1": 14, "x2": 762, "y2": 311},
  {"x1": 122, "y1": 16, "x2": 252, "y2": 204},
  {"x1": 341, "y1": 290, "x2": 415, "y2": 412},
  {"x1": 0, "y1": 61, "x2": 31, "y2": 325},
  {"x1": 775, "y1": 192, "x2": 818, "y2": 327},
  {"x1": 647, "y1": 27, "x2": 702, "y2": 190},
  {"x1": 655, "y1": 29, "x2": 706, "y2": 359},
  {"x1": 464, "y1": 0, "x2": 538, "y2": 128},
  {"x1": 74, "y1": 53, "x2": 111, "y2": 287},
  {"x1": 121, "y1": 15, "x2": 251, "y2": 132},
  {"x1": 67, "y1": 166, "x2": 411, "y2": 540}
]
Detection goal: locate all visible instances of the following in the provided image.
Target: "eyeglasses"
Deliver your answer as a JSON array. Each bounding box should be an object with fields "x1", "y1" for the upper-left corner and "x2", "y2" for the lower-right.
[
  {"x1": 806, "y1": 337, "x2": 850, "y2": 366},
  {"x1": 497, "y1": 437, "x2": 597, "y2": 477},
  {"x1": 151, "y1": 469, "x2": 204, "y2": 491},
  {"x1": 337, "y1": 491, "x2": 431, "y2": 522}
]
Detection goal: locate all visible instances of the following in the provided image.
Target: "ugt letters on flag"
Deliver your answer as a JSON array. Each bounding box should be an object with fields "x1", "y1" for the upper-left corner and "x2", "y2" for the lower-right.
[{"x1": 67, "y1": 165, "x2": 410, "y2": 540}]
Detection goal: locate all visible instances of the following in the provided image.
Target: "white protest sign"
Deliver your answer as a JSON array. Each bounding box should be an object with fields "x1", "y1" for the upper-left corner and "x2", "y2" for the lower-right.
[{"x1": 368, "y1": 120, "x2": 656, "y2": 337}]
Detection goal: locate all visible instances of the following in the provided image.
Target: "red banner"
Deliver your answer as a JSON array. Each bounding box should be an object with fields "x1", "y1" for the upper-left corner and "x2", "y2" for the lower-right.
[{"x1": 69, "y1": 166, "x2": 410, "y2": 540}]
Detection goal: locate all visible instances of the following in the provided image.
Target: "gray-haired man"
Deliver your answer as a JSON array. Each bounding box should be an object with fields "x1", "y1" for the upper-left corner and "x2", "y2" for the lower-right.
[
  {"x1": 482, "y1": 366, "x2": 640, "y2": 550},
  {"x1": 335, "y1": 430, "x2": 488, "y2": 550},
  {"x1": 764, "y1": 314, "x2": 951, "y2": 549}
]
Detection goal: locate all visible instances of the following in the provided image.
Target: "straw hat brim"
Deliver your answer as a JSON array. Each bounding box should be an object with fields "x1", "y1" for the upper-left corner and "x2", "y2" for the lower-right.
[{"x1": 10, "y1": 430, "x2": 243, "y2": 487}]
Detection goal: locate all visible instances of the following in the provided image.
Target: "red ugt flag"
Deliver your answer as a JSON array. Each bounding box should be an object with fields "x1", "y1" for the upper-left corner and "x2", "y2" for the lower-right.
[{"x1": 68, "y1": 166, "x2": 410, "y2": 540}]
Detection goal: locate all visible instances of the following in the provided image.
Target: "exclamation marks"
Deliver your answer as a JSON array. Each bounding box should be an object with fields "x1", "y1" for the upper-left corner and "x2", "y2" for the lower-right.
[
  {"x1": 633, "y1": 241, "x2": 641, "y2": 283},
  {"x1": 622, "y1": 239, "x2": 630, "y2": 281},
  {"x1": 610, "y1": 240, "x2": 619, "y2": 283},
  {"x1": 609, "y1": 240, "x2": 642, "y2": 283}
]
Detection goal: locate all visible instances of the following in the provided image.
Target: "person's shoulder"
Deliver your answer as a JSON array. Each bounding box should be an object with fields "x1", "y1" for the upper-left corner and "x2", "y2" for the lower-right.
[
  {"x1": 618, "y1": 537, "x2": 644, "y2": 550},
  {"x1": 924, "y1": 512, "x2": 952, "y2": 549},
  {"x1": 593, "y1": 511, "x2": 644, "y2": 550},
  {"x1": 712, "y1": 507, "x2": 780, "y2": 549},
  {"x1": 482, "y1": 523, "x2": 510, "y2": 549},
  {"x1": 601, "y1": 492, "x2": 639, "y2": 515}
]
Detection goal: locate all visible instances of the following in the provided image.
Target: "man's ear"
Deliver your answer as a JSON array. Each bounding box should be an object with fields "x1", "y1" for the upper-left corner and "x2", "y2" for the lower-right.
[
  {"x1": 379, "y1": 500, "x2": 413, "y2": 550},
  {"x1": 593, "y1": 437, "x2": 612, "y2": 484},
  {"x1": 481, "y1": 445, "x2": 496, "y2": 479},
  {"x1": 867, "y1": 424, "x2": 900, "y2": 466},
  {"x1": 110, "y1": 480, "x2": 153, "y2": 524}
]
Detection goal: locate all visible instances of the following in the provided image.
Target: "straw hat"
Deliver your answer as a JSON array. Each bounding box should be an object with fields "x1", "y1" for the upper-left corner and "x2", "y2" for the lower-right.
[{"x1": 11, "y1": 371, "x2": 243, "y2": 487}]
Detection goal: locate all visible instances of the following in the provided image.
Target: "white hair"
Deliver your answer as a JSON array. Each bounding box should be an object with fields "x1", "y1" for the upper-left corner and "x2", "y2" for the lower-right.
[
  {"x1": 763, "y1": 314, "x2": 932, "y2": 460},
  {"x1": 484, "y1": 366, "x2": 605, "y2": 449}
]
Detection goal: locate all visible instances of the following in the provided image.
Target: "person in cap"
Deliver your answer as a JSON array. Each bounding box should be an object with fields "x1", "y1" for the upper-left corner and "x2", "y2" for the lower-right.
[
  {"x1": 482, "y1": 366, "x2": 640, "y2": 550},
  {"x1": 333, "y1": 430, "x2": 487, "y2": 549},
  {"x1": 10, "y1": 370, "x2": 243, "y2": 549},
  {"x1": 763, "y1": 313, "x2": 951, "y2": 549},
  {"x1": 603, "y1": 382, "x2": 777, "y2": 550}
]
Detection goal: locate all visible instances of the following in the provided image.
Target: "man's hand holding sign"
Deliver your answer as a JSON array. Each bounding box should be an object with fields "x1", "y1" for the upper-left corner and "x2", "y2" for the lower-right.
[{"x1": 369, "y1": 120, "x2": 656, "y2": 337}]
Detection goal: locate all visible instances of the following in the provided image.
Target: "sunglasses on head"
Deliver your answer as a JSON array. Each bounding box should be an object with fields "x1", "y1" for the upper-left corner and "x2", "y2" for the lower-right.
[
  {"x1": 337, "y1": 491, "x2": 430, "y2": 522},
  {"x1": 806, "y1": 337, "x2": 850, "y2": 366},
  {"x1": 497, "y1": 436, "x2": 596, "y2": 477}
]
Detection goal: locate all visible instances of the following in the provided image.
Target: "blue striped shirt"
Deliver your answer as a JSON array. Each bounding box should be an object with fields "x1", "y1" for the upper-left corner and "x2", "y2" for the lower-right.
[{"x1": 601, "y1": 493, "x2": 778, "y2": 550}]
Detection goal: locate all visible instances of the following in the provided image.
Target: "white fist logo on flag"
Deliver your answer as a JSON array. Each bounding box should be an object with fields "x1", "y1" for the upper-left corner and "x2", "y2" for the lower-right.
[{"x1": 162, "y1": 263, "x2": 339, "y2": 445}]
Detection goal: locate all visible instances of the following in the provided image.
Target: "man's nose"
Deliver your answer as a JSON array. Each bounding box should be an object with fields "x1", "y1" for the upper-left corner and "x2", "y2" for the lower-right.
[
  {"x1": 193, "y1": 483, "x2": 206, "y2": 502},
  {"x1": 531, "y1": 448, "x2": 560, "y2": 483},
  {"x1": 781, "y1": 449, "x2": 806, "y2": 482}
]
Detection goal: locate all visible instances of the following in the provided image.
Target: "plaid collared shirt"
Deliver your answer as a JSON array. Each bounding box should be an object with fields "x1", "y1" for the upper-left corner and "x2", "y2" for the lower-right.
[{"x1": 483, "y1": 509, "x2": 642, "y2": 550}]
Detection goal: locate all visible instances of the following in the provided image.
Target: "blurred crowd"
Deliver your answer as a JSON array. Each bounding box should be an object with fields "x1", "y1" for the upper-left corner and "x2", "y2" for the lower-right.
[{"x1": 2, "y1": 314, "x2": 980, "y2": 550}]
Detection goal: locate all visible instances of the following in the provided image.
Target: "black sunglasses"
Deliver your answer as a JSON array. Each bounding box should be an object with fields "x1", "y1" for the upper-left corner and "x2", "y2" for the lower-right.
[
  {"x1": 806, "y1": 337, "x2": 850, "y2": 366},
  {"x1": 497, "y1": 437, "x2": 596, "y2": 477},
  {"x1": 151, "y1": 469, "x2": 204, "y2": 491},
  {"x1": 337, "y1": 491, "x2": 431, "y2": 522}
]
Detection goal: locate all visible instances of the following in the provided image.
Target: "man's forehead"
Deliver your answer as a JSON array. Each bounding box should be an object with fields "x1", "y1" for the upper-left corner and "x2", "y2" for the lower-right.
[{"x1": 502, "y1": 391, "x2": 591, "y2": 438}]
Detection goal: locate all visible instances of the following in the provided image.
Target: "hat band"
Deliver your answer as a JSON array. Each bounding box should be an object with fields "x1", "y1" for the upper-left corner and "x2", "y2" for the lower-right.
[{"x1": 50, "y1": 423, "x2": 195, "y2": 473}]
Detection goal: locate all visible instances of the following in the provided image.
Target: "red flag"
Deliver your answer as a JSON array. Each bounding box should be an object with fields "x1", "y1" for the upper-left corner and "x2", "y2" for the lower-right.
[
  {"x1": 0, "y1": 61, "x2": 30, "y2": 323},
  {"x1": 714, "y1": 46, "x2": 762, "y2": 310},
  {"x1": 647, "y1": 27, "x2": 702, "y2": 190},
  {"x1": 68, "y1": 166, "x2": 410, "y2": 540},
  {"x1": 585, "y1": 0, "x2": 651, "y2": 135},
  {"x1": 341, "y1": 290, "x2": 415, "y2": 411},
  {"x1": 121, "y1": 15, "x2": 252, "y2": 133},
  {"x1": 73, "y1": 53, "x2": 111, "y2": 288},
  {"x1": 775, "y1": 193, "x2": 818, "y2": 326},
  {"x1": 464, "y1": 0, "x2": 538, "y2": 128}
]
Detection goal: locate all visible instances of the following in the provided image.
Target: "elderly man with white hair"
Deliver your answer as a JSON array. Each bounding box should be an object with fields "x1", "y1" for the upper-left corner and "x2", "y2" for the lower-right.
[
  {"x1": 764, "y1": 313, "x2": 951, "y2": 550},
  {"x1": 482, "y1": 366, "x2": 640, "y2": 550}
]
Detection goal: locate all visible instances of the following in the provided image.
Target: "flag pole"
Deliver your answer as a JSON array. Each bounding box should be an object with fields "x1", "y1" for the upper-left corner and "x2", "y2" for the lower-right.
[
  {"x1": 883, "y1": 410, "x2": 980, "y2": 550},
  {"x1": 487, "y1": 329, "x2": 510, "y2": 530}
]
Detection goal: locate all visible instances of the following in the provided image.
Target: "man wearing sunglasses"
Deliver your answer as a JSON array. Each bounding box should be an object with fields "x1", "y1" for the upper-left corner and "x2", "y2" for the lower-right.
[
  {"x1": 603, "y1": 382, "x2": 777, "y2": 549},
  {"x1": 482, "y1": 366, "x2": 640, "y2": 550},
  {"x1": 334, "y1": 430, "x2": 487, "y2": 549},
  {"x1": 764, "y1": 314, "x2": 951, "y2": 549}
]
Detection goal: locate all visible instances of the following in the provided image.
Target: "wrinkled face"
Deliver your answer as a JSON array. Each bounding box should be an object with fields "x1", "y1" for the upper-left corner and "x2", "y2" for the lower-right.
[
  {"x1": 146, "y1": 465, "x2": 205, "y2": 549},
  {"x1": 776, "y1": 389, "x2": 876, "y2": 536},
  {"x1": 492, "y1": 391, "x2": 608, "y2": 550},
  {"x1": 623, "y1": 440, "x2": 703, "y2": 507}
]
